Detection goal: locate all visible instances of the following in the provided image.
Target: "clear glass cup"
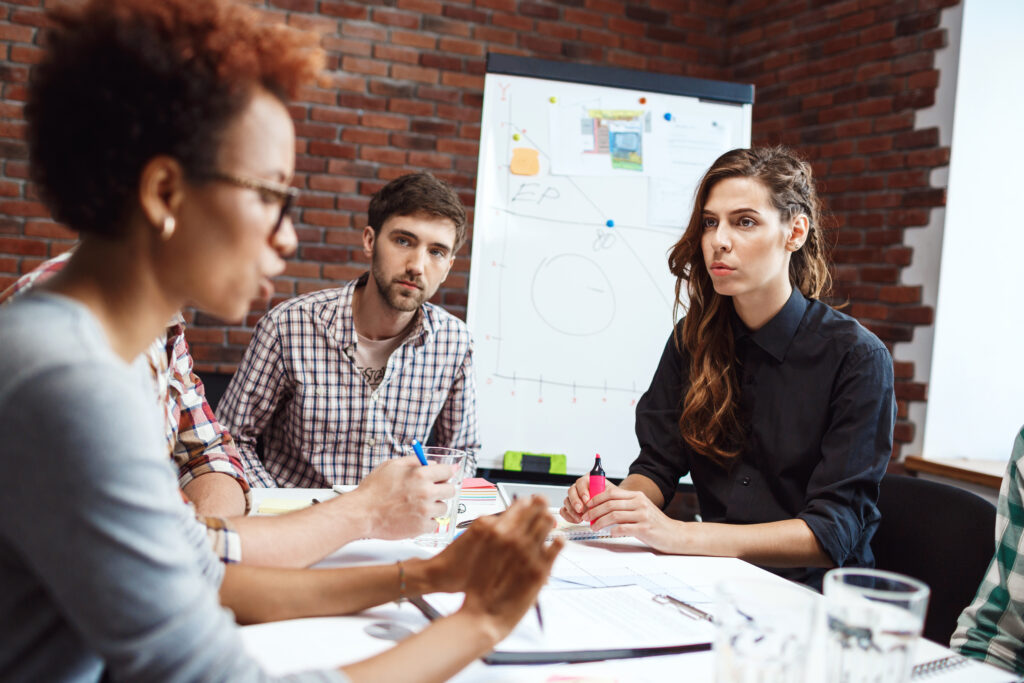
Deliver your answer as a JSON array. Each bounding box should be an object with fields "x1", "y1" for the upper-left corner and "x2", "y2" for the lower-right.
[
  {"x1": 406, "y1": 446, "x2": 468, "y2": 547},
  {"x1": 823, "y1": 568, "x2": 930, "y2": 683},
  {"x1": 715, "y1": 577, "x2": 819, "y2": 683}
]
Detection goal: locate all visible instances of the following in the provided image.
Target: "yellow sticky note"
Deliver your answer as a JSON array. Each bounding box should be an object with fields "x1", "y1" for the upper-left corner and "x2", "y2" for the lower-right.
[
  {"x1": 510, "y1": 147, "x2": 540, "y2": 176},
  {"x1": 256, "y1": 498, "x2": 311, "y2": 515}
]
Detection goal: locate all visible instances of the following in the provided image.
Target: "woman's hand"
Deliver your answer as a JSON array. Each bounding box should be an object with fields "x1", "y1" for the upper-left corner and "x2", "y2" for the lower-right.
[
  {"x1": 443, "y1": 497, "x2": 563, "y2": 642},
  {"x1": 559, "y1": 475, "x2": 618, "y2": 523},
  {"x1": 584, "y1": 487, "x2": 684, "y2": 554}
]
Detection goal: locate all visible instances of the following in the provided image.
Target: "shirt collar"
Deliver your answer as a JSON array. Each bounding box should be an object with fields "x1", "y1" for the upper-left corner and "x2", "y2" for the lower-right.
[
  {"x1": 331, "y1": 272, "x2": 432, "y2": 349},
  {"x1": 730, "y1": 288, "x2": 808, "y2": 363}
]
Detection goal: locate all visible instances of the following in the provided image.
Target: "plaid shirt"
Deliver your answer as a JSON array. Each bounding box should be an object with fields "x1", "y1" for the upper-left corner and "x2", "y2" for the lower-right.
[
  {"x1": 0, "y1": 251, "x2": 248, "y2": 563},
  {"x1": 951, "y1": 426, "x2": 1024, "y2": 673},
  {"x1": 218, "y1": 273, "x2": 479, "y2": 487}
]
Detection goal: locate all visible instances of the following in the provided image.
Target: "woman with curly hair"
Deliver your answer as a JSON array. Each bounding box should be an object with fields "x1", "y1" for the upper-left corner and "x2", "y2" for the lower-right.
[
  {"x1": 562, "y1": 147, "x2": 895, "y2": 588},
  {"x1": 0, "y1": 1, "x2": 560, "y2": 680}
]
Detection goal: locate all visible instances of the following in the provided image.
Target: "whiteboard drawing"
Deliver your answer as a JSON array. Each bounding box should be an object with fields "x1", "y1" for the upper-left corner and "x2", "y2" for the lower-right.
[{"x1": 467, "y1": 64, "x2": 752, "y2": 477}]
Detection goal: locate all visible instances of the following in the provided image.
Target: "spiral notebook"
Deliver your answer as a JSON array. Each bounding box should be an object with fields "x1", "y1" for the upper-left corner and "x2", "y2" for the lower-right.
[
  {"x1": 911, "y1": 654, "x2": 1021, "y2": 682},
  {"x1": 549, "y1": 520, "x2": 616, "y2": 541},
  {"x1": 495, "y1": 482, "x2": 625, "y2": 541}
]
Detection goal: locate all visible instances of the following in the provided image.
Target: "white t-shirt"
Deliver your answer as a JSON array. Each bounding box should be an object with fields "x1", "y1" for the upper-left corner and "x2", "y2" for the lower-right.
[{"x1": 353, "y1": 330, "x2": 406, "y2": 390}]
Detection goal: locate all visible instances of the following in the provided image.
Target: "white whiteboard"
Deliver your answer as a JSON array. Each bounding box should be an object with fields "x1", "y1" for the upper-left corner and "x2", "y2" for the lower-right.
[{"x1": 467, "y1": 57, "x2": 752, "y2": 478}]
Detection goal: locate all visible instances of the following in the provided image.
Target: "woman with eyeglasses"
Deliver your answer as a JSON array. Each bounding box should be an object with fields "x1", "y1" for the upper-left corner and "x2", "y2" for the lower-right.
[{"x1": 0, "y1": 1, "x2": 561, "y2": 680}]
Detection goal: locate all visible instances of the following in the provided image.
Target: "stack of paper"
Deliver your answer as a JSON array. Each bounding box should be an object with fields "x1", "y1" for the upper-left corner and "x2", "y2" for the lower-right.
[{"x1": 459, "y1": 477, "x2": 497, "y2": 502}]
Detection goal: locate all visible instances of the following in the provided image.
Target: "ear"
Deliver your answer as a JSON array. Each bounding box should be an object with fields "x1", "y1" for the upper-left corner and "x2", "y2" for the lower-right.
[
  {"x1": 786, "y1": 214, "x2": 809, "y2": 252},
  {"x1": 362, "y1": 225, "x2": 376, "y2": 260},
  {"x1": 440, "y1": 255, "x2": 455, "y2": 284},
  {"x1": 138, "y1": 156, "x2": 186, "y2": 236}
]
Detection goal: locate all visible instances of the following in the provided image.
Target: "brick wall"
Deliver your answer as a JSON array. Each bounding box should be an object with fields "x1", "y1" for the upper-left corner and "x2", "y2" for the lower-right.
[
  {"x1": 0, "y1": 0, "x2": 956, "y2": 458},
  {"x1": 727, "y1": 0, "x2": 957, "y2": 457}
]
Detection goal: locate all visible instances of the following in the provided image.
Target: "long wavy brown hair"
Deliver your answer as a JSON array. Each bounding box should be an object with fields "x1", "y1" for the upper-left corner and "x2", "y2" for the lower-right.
[{"x1": 668, "y1": 147, "x2": 831, "y2": 463}]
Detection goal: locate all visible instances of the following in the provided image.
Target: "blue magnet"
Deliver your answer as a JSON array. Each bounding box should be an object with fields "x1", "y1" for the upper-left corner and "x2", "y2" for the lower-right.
[
  {"x1": 664, "y1": 113, "x2": 672, "y2": 121},
  {"x1": 605, "y1": 219, "x2": 615, "y2": 228}
]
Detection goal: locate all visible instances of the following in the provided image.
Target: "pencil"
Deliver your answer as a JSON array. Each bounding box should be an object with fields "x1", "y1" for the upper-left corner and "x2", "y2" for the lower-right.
[{"x1": 511, "y1": 493, "x2": 546, "y2": 632}]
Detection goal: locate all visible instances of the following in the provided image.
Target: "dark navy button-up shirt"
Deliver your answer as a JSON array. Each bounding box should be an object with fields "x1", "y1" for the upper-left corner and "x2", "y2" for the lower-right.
[{"x1": 629, "y1": 289, "x2": 895, "y2": 589}]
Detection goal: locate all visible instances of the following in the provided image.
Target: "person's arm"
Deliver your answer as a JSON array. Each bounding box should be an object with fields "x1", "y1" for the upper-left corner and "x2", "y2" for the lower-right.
[
  {"x1": 951, "y1": 429, "x2": 1024, "y2": 672},
  {"x1": 171, "y1": 331, "x2": 249, "y2": 516},
  {"x1": 218, "y1": 498, "x2": 563, "y2": 683},
  {"x1": 431, "y1": 333, "x2": 479, "y2": 476},
  {"x1": 182, "y1": 472, "x2": 247, "y2": 517},
  {"x1": 216, "y1": 314, "x2": 287, "y2": 488},
  {"x1": 563, "y1": 336, "x2": 890, "y2": 569},
  {"x1": 565, "y1": 473, "x2": 831, "y2": 566},
  {"x1": 229, "y1": 456, "x2": 458, "y2": 567},
  {"x1": 2, "y1": 364, "x2": 279, "y2": 681}
]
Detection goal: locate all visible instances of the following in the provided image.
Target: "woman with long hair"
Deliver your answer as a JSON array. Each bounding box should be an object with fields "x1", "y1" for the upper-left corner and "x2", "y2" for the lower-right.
[
  {"x1": 0, "y1": 1, "x2": 561, "y2": 680},
  {"x1": 561, "y1": 147, "x2": 895, "y2": 588}
]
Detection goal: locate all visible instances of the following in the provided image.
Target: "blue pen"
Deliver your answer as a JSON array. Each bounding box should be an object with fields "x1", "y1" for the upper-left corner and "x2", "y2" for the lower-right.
[{"x1": 411, "y1": 439, "x2": 428, "y2": 466}]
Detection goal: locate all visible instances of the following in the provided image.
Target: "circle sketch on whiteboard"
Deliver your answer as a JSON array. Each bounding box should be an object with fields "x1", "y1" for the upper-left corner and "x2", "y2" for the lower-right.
[{"x1": 530, "y1": 254, "x2": 615, "y2": 336}]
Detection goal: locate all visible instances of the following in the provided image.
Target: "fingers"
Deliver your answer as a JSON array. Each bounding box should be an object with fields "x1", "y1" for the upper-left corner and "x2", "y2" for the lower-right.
[
  {"x1": 566, "y1": 476, "x2": 589, "y2": 513},
  {"x1": 560, "y1": 495, "x2": 584, "y2": 523},
  {"x1": 544, "y1": 536, "x2": 565, "y2": 564},
  {"x1": 416, "y1": 462, "x2": 457, "y2": 484}
]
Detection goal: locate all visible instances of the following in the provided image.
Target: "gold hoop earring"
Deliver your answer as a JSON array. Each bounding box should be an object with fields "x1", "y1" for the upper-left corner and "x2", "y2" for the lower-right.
[{"x1": 161, "y1": 216, "x2": 176, "y2": 240}]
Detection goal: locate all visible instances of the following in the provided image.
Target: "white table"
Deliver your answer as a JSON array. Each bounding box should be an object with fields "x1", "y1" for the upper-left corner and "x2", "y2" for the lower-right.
[{"x1": 241, "y1": 488, "x2": 1014, "y2": 682}]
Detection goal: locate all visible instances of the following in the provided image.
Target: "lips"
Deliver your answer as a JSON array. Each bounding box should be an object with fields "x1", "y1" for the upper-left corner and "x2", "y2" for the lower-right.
[
  {"x1": 709, "y1": 262, "x2": 735, "y2": 276},
  {"x1": 395, "y1": 279, "x2": 424, "y2": 291}
]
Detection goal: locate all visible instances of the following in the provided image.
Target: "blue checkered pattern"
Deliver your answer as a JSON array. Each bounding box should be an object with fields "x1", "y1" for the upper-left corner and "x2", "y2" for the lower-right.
[{"x1": 218, "y1": 273, "x2": 479, "y2": 487}]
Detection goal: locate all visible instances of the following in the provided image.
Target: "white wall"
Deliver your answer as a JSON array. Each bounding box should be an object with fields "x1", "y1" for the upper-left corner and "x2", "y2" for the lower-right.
[
  {"x1": 920, "y1": 0, "x2": 1024, "y2": 461},
  {"x1": 895, "y1": 3, "x2": 961, "y2": 459}
]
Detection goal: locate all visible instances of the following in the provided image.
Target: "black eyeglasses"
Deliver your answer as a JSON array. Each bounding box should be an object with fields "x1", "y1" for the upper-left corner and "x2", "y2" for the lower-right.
[{"x1": 195, "y1": 170, "x2": 299, "y2": 236}]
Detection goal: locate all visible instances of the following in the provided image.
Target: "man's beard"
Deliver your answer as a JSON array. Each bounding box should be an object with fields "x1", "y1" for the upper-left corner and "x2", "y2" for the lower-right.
[{"x1": 371, "y1": 259, "x2": 426, "y2": 312}]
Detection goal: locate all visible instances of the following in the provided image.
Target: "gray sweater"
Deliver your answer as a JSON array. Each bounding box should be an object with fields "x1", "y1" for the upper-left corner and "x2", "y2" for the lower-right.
[{"x1": 0, "y1": 293, "x2": 345, "y2": 682}]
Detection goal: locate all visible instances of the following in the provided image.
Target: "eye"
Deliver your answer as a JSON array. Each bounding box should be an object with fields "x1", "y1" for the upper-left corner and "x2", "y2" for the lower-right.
[
  {"x1": 737, "y1": 216, "x2": 757, "y2": 228},
  {"x1": 429, "y1": 248, "x2": 448, "y2": 258},
  {"x1": 395, "y1": 236, "x2": 410, "y2": 246},
  {"x1": 701, "y1": 216, "x2": 717, "y2": 230},
  {"x1": 257, "y1": 188, "x2": 279, "y2": 204}
]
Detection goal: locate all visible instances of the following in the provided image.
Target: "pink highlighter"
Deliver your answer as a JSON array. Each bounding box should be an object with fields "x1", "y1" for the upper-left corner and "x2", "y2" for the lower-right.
[{"x1": 587, "y1": 454, "x2": 606, "y2": 524}]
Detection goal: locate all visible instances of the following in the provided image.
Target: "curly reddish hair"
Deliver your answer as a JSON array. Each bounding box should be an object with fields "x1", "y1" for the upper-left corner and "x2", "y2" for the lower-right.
[{"x1": 27, "y1": 0, "x2": 324, "y2": 238}]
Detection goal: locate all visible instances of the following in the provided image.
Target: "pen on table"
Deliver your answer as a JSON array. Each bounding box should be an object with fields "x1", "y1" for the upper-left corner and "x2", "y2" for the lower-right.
[
  {"x1": 512, "y1": 494, "x2": 546, "y2": 632},
  {"x1": 655, "y1": 593, "x2": 715, "y2": 623},
  {"x1": 411, "y1": 438, "x2": 428, "y2": 466}
]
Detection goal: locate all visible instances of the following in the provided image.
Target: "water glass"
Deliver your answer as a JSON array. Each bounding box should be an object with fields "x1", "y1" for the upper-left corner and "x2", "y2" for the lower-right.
[
  {"x1": 715, "y1": 577, "x2": 819, "y2": 683},
  {"x1": 407, "y1": 446, "x2": 467, "y2": 547},
  {"x1": 823, "y1": 568, "x2": 930, "y2": 683}
]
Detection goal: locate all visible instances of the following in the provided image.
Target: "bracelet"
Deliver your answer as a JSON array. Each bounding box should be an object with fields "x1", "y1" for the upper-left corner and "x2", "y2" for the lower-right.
[{"x1": 396, "y1": 560, "x2": 407, "y2": 603}]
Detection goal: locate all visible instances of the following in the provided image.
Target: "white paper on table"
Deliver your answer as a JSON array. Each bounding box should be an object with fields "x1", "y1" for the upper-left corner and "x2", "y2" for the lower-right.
[{"x1": 423, "y1": 585, "x2": 714, "y2": 653}]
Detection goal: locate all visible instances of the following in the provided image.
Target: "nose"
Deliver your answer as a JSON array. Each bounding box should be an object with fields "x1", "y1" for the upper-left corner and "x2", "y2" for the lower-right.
[
  {"x1": 710, "y1": 225, "x2": 731, "y2": 253},
  {"x1": 272, "y1": 215, "x2": 298, "y2": 259},
  {"x1": 406, "y1": 246, "x2": 426, "y2": 276}
]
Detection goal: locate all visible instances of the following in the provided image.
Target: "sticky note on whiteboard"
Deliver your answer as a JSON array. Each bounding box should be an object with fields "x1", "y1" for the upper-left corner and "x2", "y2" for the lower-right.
[{"x1": 510, "y1": 147, "x2": 540, "y2": 175}]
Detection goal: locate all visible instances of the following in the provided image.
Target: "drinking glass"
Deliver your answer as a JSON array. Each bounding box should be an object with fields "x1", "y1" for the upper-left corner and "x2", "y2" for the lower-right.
[
  {"x1": 823, "y1": 568, "x2": 930, "y2": 683},
  {"x1": 407, "y1": 446, "x2": 467, "y2": 547},
  {"x1": 715, "y1": 577, "x2": 819, "y2": 683}
]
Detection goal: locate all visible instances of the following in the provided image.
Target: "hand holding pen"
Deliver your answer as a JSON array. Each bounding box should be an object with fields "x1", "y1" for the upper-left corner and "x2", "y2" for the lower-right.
[{"x1": 344, "y1": 454, "x2": 455, "y2": 540}]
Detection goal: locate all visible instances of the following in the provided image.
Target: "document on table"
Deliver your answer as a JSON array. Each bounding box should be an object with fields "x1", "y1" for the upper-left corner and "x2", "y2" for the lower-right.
[
  {"x1": 548, "y1": 555, "x2": 715, "y2": 606},
  {"x1": 422, "y1": 584, "x2": 714, "y2": 653}
]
